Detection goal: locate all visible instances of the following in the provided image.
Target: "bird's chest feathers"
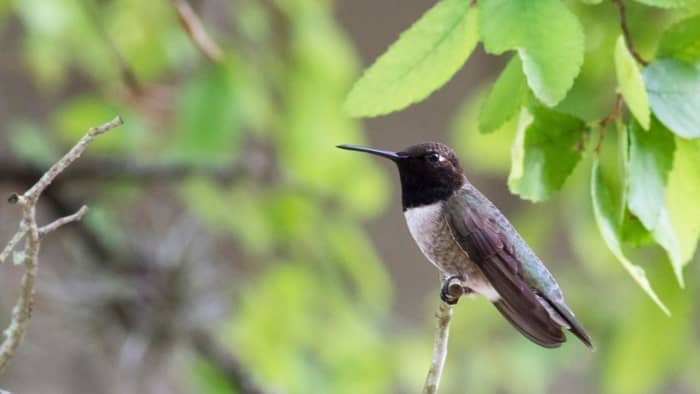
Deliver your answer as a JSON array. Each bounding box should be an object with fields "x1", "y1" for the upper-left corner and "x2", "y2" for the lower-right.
[
  {"x1": 404, "y1": 203, "x2": 445, "y2": 252},
  {"x1": 403, "y1": 202, "x2": 465, "y2": 273},
  {"x1": 403, "y1": 202, "x2": 499, "y2": 301}
]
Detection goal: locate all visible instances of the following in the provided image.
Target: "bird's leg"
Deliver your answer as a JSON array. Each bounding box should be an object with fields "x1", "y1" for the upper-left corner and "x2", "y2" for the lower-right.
[{"x1": 440, "y1": 275, "x2": 466, "y2": 305}]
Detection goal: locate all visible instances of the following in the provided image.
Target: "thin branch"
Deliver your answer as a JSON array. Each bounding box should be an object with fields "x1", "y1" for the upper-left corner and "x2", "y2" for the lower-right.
[
  {"x1": 612, "y1": 0, "x2": 648, "y2": 66},
  {"x1": 0, "y1": 198, "x2": 39, "y2": 374},
  {"x1": 39, "y1": 205, "x2": 88, "y2": 237},
  {"x1": 596, "y1": 94, "x2": 624, "y2": 155},
  {"x1": 423, "y1": 301, "x2": 454, "y2": 394},
  {"x1": 172, "y1": 0, "x2": 224, "y2": 62},
  {"x1": 0, "y1": 228, "x2": 27, "y2": 264},
  {"x1": 0, "y1": 117, "x2": 123, "y2": 374},
  {"x1": 190, "y1": 329, "x2": 269, "y2": 394},
  {"x1": 423, "y1": 277, "x2": 463, "y2": 394},
  {"x1": 84, "y1": 1, "x2": 142, "y2": 94},
  {"x1": 23, "y1": 116, "x2": 124, "y2": 202}
]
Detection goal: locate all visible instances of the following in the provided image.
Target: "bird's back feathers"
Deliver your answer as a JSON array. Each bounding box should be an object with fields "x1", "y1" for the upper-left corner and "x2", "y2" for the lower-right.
[{"x1": 445, "y1": 185, "x2": 593, "y2": 349}]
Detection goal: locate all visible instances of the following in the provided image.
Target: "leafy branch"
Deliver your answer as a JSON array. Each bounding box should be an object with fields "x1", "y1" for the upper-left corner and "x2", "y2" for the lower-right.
[{"x1": 0, "y1": 116, "x2": 124, "y2": 374}]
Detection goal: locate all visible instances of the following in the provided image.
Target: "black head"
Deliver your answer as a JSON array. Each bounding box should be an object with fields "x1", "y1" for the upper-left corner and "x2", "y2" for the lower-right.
[{"x1": 337, "y1": 142, "x2": 465, "y2": 209}]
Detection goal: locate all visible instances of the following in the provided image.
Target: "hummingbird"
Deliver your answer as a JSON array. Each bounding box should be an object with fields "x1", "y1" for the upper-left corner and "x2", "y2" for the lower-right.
[{"x1": 337, "y1": 142, "x2": 592, "y2": 349}]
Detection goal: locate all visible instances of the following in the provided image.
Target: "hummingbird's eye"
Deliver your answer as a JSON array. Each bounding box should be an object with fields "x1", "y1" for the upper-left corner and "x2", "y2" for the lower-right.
[{"x1": 426, "y1": 152, "x2": 442, "y2": 163}]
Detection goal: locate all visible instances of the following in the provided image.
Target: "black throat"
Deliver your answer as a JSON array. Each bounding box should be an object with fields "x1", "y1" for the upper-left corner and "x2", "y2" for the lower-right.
[{"x1": 399, "y1": 170, "x2": 464, "y2": 210}]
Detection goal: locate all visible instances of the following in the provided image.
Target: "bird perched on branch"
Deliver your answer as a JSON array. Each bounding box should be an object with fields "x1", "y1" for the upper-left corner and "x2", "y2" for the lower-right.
[{"x1": 338, "y1": 142, "x2": 592, "y2": 349}]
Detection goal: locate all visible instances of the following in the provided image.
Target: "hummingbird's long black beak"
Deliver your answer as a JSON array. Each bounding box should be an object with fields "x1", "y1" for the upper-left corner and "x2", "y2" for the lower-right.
[{"x1": 336, "y1": 144, "x2": 403, "y2": 161}]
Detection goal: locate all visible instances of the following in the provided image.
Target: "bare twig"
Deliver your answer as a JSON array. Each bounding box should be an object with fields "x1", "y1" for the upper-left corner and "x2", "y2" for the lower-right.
[
  {"x1": 0, "y1": 116, "x2": 123, "y2": 374},
  {"x1": 423, "y1": 301, "x2": 454, "y2": 394},
  {"x1": 423, "y1": 277, "x2": 463, "y2": 394},
  {"x1": 23, "y1": 117, "x2": 124, "y2": 201},
  {"x1": 39, "y1": 205, "x2": 88, "y2": 237},
  {"x1": 612, "y1": 0, "x2": 648, "y2": 66},
  {"x1": 190, "y1": 329, "x2": 269, "y2": 394},
  {"x1": 0, "y1": 228, "x2": 27, "y2": 264},
  {"x1": 172, "y1": 0, "x2": 224, "y2": 62}
]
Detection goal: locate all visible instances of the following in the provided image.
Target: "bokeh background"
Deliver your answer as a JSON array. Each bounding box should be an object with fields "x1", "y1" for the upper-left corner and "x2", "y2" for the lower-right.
[{"x1": 0, "y1": 1, "x2": 698, "y2": 393}]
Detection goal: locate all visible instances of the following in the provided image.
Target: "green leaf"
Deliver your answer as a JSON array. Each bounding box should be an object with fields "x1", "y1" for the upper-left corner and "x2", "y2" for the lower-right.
[
  {"x1": 643, "y1": 59, "x2": 700, "y2": 138},
  {"x1": 653, "y1": 207, "x2": 684, "y2": 287},
  {"x1": 615, "y1": 36, "x2": 650, "y2": 129},
  {"x1": 479, "y1": 56, "x2": 528, "y2": 133},
  {"x1": 53, "y1": 96, "x2": 130, "y2": 153},
  {"x1": 325, "y1": 222, "x2": 392, "y2": 313},
  {"x1": 8, "y1": 121, "x2": 59, "y2": 166},
  {"x1": 281, "y1": 12, "x2": 389, "y2": 218},
  {"x1": 632, "y1": 0, "x2": 697, "y2": 8},
  {"x1": 621, "y1": 211, "x2": 654, "y2": 246},
  {"x1": 480, "y1": 0, "x2": 584, "y2": 106},
  {"x1": 508, "y1": 107, "x2": 586, "y2": 201},
  {"x1": 189, "y1": 358, "x2": 238, "y2": 394},
  {"x1": 617, "y1": 121, "x2": 630, "y2": 226},
  {"x1": 627, "y1": 118, "x2": 675, "y2": 230},
  {"x1": 591, "y1": 160, "x2": 670, "y2": 315},
  {"x1": 604, "y1": 264, "x2": 692, "y2": 394},
  {"x1": 451, "y1": 90, "x2": 520, "y2": 175},
  {"x1": 344, "y1": 0, "x2": 478, "y2": 117},
  {"x1": 666, "y1": 137, "x2": 700, "y2": 265},
  {"x1": 657, "y1": 15, "x2": 700, "y2": 63},
  {"x1": 173, "y1": 62, "x2": 243, "y2": 164},
  {"x1": 627, "y1": 118, "x2": 683, "y2": 284}
]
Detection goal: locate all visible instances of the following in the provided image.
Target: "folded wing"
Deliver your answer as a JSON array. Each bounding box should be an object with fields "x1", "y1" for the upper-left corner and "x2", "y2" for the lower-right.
[{"x1": 445, "y1": 188, "x2": 594, "y2": 348}]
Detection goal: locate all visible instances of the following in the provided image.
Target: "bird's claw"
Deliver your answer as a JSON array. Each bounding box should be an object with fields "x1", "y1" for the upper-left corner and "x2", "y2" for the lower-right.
[{"x1": 440, "y1": 275, "x2": 466, "y2": 305}]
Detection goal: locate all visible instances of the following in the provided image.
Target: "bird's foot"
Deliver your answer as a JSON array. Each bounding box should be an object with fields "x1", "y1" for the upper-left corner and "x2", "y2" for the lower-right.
[{"x1": 440, "y1": 275, "x2": 468, "y2": 305}]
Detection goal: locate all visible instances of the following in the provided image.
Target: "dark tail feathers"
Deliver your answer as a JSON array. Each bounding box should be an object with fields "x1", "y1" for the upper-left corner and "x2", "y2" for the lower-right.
[{"x1": 493, "y1": 299, "x2": 594, "y2": 349}]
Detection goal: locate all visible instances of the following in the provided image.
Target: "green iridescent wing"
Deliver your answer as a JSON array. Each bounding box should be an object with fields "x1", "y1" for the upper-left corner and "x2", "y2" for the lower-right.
[{"x1": 445, "y1": 186, "x2": 592, "y2": 348}]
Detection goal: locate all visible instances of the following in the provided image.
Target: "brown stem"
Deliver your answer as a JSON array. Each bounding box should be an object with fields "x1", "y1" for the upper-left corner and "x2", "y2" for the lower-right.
[
  {"x1": 612, "y1": 0, "x2": 648, "y2": 66},
  {"x1": 84, "y1": 1, "x2": 143, "y2": 94},
  {"x1": 596, "y1": 94, "x2": 624, "y2": 154},
  {"x1": 172, "y1": 0, "x2": 224, "y2": 62}
]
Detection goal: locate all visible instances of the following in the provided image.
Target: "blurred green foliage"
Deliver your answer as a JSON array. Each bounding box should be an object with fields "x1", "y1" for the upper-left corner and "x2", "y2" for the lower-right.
[{"x1": 2, "y1": 0, "x2": 700, "y2": 393}]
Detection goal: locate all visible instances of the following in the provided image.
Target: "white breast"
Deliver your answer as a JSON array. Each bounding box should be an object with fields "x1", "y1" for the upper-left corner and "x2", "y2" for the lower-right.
[
  {"x1": 403, "y1": 202, "x2": 501, "y2": 302},
  {"x1": 404, "y1": 202, "x2": 444, "y2": 266}
]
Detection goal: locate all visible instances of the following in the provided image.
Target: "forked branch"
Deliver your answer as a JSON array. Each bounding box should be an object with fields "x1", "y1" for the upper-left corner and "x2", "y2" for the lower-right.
[{"x1": 0, "y1": 116, "x2": 123, "y2": 374}]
